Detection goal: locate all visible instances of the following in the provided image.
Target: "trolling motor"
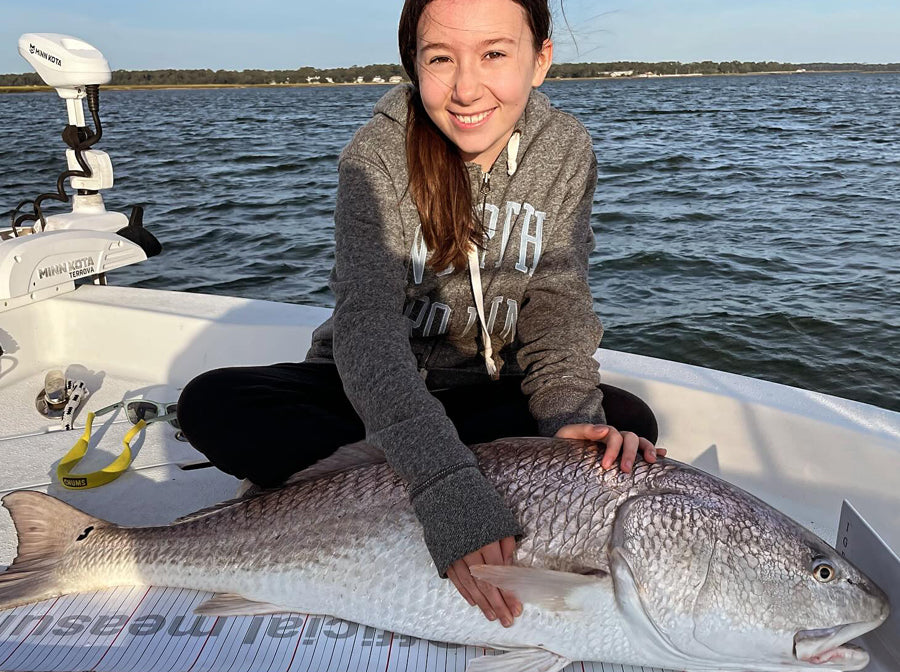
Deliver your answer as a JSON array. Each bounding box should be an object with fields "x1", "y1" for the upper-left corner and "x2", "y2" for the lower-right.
[{"x1": 0, "y1": 33, "x2": 160, "y2": 312}]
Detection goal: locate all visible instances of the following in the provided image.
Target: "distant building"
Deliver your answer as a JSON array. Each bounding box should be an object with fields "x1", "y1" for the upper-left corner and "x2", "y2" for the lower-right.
[
  {"x1": 325, "y1": 77, "x2": 334, "y2": 83},
  {"x1": 355, "y1": 76, "x2": 364, "y2": 83},
  {"x1": 372, "y1": 76, "x2": 385, "y2": 83},
  {"x1": 389, "y1": 75, "x2": 403, "y2": 84},
  {"x1": 306, "y1": 76, "x2": 320, "y2": 83}
]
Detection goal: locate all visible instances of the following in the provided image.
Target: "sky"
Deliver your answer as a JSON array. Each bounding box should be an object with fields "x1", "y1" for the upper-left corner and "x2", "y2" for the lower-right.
[{"x1": 1, "y1": 0, "x2": 898, "y2": 75}]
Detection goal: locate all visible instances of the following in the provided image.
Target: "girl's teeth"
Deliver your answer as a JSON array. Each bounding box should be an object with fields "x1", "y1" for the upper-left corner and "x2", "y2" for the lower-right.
[{"x1": 455, "y1": 111, "x2": 489, "y2": 124}]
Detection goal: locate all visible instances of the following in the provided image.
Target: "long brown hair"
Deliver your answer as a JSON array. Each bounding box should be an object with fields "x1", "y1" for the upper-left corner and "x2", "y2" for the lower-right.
[{"x1": 398, "y1": 0, "x2": 552, "y2": 271}]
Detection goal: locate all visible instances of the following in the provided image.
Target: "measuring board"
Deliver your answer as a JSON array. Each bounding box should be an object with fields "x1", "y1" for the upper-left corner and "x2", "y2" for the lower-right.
[
  {"x1": 0, "y1": 586, "x2": 671, "y2": 672},
  {"x1": 836, "y1": 500, "x2": 899, "y2": 672}
]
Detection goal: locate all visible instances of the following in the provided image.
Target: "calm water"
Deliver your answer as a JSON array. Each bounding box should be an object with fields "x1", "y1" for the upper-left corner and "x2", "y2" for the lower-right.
[{"x1": 1, "y1": 74, "x2": 898, "y2": 412}]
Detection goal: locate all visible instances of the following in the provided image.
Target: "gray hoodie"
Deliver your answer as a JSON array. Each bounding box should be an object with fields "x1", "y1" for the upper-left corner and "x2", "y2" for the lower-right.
[{"x1": 306, "y1": 84, "x2": 604, "y2": 575}]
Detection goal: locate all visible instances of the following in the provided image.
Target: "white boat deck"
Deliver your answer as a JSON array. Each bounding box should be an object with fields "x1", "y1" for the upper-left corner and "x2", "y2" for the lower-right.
[{"x1": 0, "y1": 284, "x2": 898, "y2": 672}]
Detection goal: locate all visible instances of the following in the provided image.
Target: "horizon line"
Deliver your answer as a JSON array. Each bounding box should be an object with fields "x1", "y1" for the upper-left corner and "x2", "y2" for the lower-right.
[{"x1": 3, "y1": 59, "x2": 900, "y2": 78}]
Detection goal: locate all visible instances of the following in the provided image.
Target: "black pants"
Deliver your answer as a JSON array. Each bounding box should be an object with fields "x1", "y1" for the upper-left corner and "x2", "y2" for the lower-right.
[{"x1": 177, "y1": 361, "x2": 658, "y2": 488}]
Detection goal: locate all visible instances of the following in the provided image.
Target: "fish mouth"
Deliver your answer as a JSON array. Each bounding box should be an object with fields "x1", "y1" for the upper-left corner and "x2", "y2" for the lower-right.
[{"x1": 793, "y1": 622, "x2": 875, "y2": 669}]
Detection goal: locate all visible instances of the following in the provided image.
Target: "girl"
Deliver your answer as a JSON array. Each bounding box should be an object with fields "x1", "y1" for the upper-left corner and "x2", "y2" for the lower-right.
[{"x1": 178, "y1": 0, "x2": 661, "y2": 631}]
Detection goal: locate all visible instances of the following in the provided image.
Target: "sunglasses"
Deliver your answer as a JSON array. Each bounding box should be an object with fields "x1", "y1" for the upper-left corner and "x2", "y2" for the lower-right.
[
  {"x1": 57, "y1": 398, "x2": 181, "y2": 490},
  {"x1": 93, "y1": 398, "x2": 179, "y2": 429}
]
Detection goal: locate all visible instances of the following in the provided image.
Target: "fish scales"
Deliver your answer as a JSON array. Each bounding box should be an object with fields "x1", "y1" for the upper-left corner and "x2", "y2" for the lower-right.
[
  {"x1": 0, "y1": 437, "x2": 889, "y2": 671},
  {"x1": 77, "y1": 439, "x2": 641, "y2": 651}
]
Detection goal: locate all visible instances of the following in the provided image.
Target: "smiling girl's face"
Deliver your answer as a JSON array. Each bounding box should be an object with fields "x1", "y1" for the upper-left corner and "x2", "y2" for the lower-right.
[{"x1": 416, "y1": 0, "x2": 553, "y2": 171}]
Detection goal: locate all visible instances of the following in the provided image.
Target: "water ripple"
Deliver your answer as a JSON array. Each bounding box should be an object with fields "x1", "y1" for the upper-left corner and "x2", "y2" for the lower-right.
[{"x1": 2, "y1": 75, "x2": 897, "y2": 411}]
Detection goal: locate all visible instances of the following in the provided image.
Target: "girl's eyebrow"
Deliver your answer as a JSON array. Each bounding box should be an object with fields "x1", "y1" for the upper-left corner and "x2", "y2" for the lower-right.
[
  {"x1": 479, "y1": 37, "x2": 516, "y2": 49},
  {"x1": 420, "y1": 37, "x2": 516, "y2": 54},
  {"x1": 420, "y1": 41, "x2": 452, "y2": 54}
]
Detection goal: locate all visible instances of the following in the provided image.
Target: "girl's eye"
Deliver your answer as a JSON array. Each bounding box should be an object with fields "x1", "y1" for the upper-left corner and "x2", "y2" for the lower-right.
[
  {"x1": 485, "y1": 51, "x2": 505, "y2": 60},
  {"x1": 428, "y1": 56, "x2": 451, "y2": 65}
]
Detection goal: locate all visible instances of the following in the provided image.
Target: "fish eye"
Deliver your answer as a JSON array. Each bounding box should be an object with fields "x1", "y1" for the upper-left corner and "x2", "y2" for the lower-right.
[{"x1": 812, "y1": 558, "x2": 837, "y2": 583}]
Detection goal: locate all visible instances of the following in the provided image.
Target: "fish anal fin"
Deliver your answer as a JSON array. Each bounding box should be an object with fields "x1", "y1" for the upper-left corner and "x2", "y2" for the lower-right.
[
  {"x1": 466, "y1": 648, "x2": 570, "y2": 672},
  {"x1": 195, "y1": 593, "x2": 293, "y2": 616},
  {"x1": 469, "y1": 565, "x2": 608, "y2": 612}
]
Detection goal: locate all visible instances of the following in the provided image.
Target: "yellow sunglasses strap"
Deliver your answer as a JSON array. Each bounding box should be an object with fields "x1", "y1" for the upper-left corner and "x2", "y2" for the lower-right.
[{"x1": 57, "y1": 412, "x2": 144, "y2": 489}]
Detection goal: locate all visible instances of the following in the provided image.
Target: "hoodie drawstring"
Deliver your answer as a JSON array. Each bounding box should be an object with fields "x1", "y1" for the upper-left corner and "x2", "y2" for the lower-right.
[
  {"x1": 467, "y1": 248, "x2": 499, "y2": 379},
  {"x1": 506, "y1": 131, "x2": 520, "y2": 178},
  {"x1": 467, "y1": 131, "x2": 521, "y2": 380}
]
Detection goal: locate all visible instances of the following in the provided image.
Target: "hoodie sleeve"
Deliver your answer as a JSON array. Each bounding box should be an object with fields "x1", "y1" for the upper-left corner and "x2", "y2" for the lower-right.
[
  {"x1": 330, "y1": 154, "x2": 522, "y2": 576},
  {"x1": 515, "y1": 137, "x2": 606, "y2": 436}
]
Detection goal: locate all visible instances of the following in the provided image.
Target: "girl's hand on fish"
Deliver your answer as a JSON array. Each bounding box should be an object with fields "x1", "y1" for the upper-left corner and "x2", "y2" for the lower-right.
[
  {"x1": 555, "y1": 423, "x2": 665, "y2": 473},
  {"x1": 446, "y1": 537, "x2": 522, "y2": 627}
]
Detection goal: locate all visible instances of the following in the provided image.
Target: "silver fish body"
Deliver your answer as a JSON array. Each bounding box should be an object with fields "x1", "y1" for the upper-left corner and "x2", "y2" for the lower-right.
[{"x1": 0, "y1": 438, "x2": 889, "y2": 671}]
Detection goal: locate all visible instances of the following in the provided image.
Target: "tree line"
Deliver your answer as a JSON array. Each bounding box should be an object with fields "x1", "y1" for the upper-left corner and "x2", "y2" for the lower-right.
[
  {"x1": 1, "y1": 61, "x2": 897, "y2": 87},
  {"x1": 551, "y1": 61, "x2": 900, "y2": 77}
]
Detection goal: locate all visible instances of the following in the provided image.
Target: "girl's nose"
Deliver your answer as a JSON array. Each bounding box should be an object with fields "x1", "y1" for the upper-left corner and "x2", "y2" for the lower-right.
[{"x1": 452, "y1": 62, "x2": 483, "y2": 105}]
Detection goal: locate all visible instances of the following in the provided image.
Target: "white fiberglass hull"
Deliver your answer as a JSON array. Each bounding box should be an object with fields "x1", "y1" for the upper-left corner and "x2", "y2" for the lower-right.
[{"x1": 0, "y1": 284, "x2": 897, "y2": 672}]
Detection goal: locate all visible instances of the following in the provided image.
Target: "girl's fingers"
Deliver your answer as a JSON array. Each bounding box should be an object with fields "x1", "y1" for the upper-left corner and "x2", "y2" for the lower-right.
[
  {"x1": 501, "y1": 588, "x2": 523, "y2": 619},
  {"x1": 555, "y1": 423, "x2": 609, "y2": 440},
  {"x1": 639, "y1": 437, "x2": 660, "y2": 463},
  {"x1": 498, "y1": 536, "x2": 523, "y2": 617},
  {"x1": 446, "y1": 565, "x2": 475, "y2": 607},
  {"x1": 600, "y1": 428, "x2": 623, "y2": 469},
  {"x1": 620, "y1": 431, "x2": 640, "y2": 472},
  {"x1": 599, "y1": 425, "x2": 668, "y2": 470},
  {"x1": 478, "y1": 574, "x2": 513, "y2": 626},
  {"x1": 500, "y1": 536, "x2": 517, "y2": 565},
  {"x1": 471, "y1": 547, "x2": 515, "y2": 627},
  {"x1": 454, "y1": 558, "x2": 496, "y2": 621}
]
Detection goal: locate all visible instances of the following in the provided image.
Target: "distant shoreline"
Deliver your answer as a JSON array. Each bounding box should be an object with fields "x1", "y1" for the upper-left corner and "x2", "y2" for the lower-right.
[
  {"x1": 2, "y1": 69, "x2": 898, "y2": 95},
  {"x1": 0, "y1": 82, "x2": 386, "y2": 94}
]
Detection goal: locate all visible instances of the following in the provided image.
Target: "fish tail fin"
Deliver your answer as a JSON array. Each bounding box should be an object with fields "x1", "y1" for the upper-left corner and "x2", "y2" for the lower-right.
[{"x1": 0, "y1": 491, "x2": 108, "y2": 610}]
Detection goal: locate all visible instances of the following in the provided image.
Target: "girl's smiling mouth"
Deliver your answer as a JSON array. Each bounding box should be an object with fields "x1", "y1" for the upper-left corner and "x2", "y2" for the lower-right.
[{"x1": 451, "y1": 108, "x2": 496, "y2": 128}]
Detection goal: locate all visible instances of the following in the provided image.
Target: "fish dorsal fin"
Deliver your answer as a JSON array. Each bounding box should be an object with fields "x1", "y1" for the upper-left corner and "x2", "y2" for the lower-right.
[
  {"x1": 285, "y1": 441, "x2": 386, "y2": 484},
  {"x1": 466, "y1": 648, "x2": 570, "y2": 672},
  {"x1": 195, "y1": 593, "x2": 292, "y2": 616},
  {"x1": 171, "y1": 495, "x2": 251, "y2": 524},
  {"x1": 172, "y1": 442, "x2": 387, "y2": 525},
  {"x1": 469, "y1": 565, "x2": 609, "y2": 612}
]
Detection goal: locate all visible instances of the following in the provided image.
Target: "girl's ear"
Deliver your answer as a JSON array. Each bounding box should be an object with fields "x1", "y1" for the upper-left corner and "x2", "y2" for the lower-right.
[{"x1": 531, "y1": 38, "x2": 554, "y2": 87}]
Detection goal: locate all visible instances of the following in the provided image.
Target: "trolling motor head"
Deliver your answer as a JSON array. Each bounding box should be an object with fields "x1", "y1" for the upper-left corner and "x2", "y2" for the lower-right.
[
  {"x1": 18, "y1": 33, "x2": 111, "y2": 98},
  {"x1": 0, "y1": 34, "x2": 160, "y2": 313}
]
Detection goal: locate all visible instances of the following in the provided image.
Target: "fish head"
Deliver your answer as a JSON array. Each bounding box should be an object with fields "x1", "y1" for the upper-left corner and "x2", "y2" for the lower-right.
[{"x1": 610, "y1": 485, "x2": 889, "y2": 671}]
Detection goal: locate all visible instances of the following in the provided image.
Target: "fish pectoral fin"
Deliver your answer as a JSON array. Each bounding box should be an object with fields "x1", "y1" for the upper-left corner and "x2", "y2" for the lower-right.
[
  {"x1": 469, "y1": 565, "x2": 609, "y2": 612},
  {"x1": 608, "y1": 547, "x2": 691, "y2": 664},
  {"x1": 466, "y1": 648, "x2": 570, "y2": 672},
  {"x1": 195, "y1": 593, "x2": 293, "y2": 616}
]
